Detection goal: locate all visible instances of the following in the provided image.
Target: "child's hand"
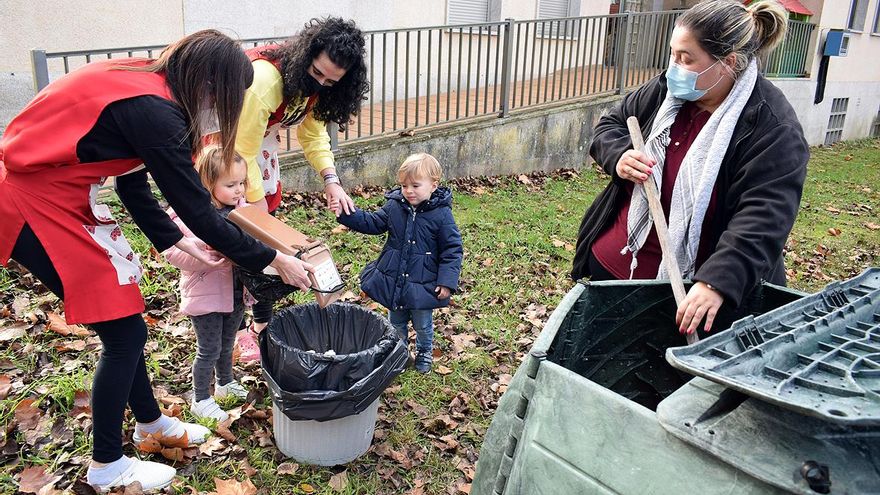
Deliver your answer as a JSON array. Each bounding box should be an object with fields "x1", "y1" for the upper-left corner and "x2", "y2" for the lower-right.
[{"x1": 435, "y1": 286, "x2": 451, "y2": 300}]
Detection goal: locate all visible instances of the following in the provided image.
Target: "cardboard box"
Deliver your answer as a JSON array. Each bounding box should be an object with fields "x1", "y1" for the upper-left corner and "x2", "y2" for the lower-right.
[{"x1": 229, "y1": 206, "x2": 344, "y2": 308}]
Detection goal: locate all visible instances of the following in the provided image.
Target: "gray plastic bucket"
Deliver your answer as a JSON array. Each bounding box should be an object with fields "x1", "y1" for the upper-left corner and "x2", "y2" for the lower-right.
[{"x1": 272, "y1": 398, "x2": 380, "y2": 466}]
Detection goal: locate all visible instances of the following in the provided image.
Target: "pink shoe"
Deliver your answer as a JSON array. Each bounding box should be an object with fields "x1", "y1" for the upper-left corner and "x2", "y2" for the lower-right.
[{"x1": 237, "y1": 328, "x2": 261, "y2": 363}]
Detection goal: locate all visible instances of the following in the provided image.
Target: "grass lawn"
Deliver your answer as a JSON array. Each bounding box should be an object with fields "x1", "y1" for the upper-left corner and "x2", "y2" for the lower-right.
[{"x1": 0, "y1": 139, "x2": 878, "y2": 494}]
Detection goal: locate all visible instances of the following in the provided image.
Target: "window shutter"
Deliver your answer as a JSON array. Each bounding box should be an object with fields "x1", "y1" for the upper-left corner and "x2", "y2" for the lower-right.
[
  {"x1": 448, "y1": 0, "x2": 490, "y2": 24},
  {"x1": 538, "y1": 0, "x2": 571, "y2": 19}
]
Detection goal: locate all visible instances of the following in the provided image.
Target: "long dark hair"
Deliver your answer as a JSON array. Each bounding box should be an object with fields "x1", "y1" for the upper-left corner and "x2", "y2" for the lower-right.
[
  {"x1": 263, "y1": 17, "x2": 369, "y2": 131},
  {"x1": 119, "y1": 29, "x2": 253, "y2": 166}
]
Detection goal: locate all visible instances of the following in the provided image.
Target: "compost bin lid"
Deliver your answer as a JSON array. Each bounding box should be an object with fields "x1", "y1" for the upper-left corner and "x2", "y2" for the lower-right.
[{"x1": 666, "y1": 268, "x2": 880, "y2": 426}]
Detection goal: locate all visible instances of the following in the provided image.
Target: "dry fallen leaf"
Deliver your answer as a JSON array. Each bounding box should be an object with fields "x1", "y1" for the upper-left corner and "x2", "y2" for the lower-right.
[
  {"x1": 46, "y1": 313, "x2": 90, "y2": 337},
  {"x1": 329, "y1": 470, "x2": 349, "y2": 491},
  {"x1": 0, "y1": 323, "x2": 28, "y2": 342},
  {"x1": 276, "y1": 462, "x2": 299, "y2": 476},
  {"x1": 331, "y1": 225, "x2": 349, "y2": 235},
  {"x1": 435, "y1": 365, "x2": 453, "y2": 375},
  {"x1": 70, "y1": 390, "x2": 91, "y2": 418},
  {"x1": 0, "y1": 375, "x2": 12, "y2": 400},
  {"x1": 827, "y1": 227, "x2": 841, "y2": 236},
  {"x1": 551, "y1": 239, "x2": 565, "y2": 248},
  {"x1": 216, "y1": 423, "x2": 236, "y2": 442},
  {"x1": 14, "y1": 398, "x2": 42, "y2": 430},
  {"x1": 136, "y1": 436, "x2": 163, "y2": 454},
  {"x1": 122, "y1": 481, "x2": 144, "y2": 495},
  {"x1": 865, "y1": 222, "x2": 880, "y2": 230},
  {"x1": 300, "y1": 483, "x2": 316, "y2": 494},
  {"x1": 213, "y1": 477, "x2": 257, "y2": 495},
  {"x1": 53, "y1": 340, "x2": 87, "y2": 353},
  {"x1": 241, "y1": 459, "x2": 258, "y2": 477},
  {"x1": 153, "y1": 431, "x2": 189, "y2": 449},
  {"x1": 16, "y1": 465, "x2": 61, "y2": 494},
  {"x1": 198, "y1": 436, "x2": 227, "y2": 457},
  {"x1": 160, "y1": 447, "x2": 186, "y2": 462}
]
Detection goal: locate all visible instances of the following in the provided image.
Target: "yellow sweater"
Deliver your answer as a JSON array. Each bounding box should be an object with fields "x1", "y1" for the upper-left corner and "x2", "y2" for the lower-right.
[{"x1": 236, "y1": 59, "x2": 334, "y2": 202}]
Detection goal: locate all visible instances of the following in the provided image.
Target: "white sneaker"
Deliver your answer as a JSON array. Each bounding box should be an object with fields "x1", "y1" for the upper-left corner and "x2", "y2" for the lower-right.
[
  {"x1": 87, "y1": 456, "x2": 175, "y2": 492},
  {"x1": 133, "y1": 415, "x2": 211, "y2": 447},
  {"x1": 190, "y1": 397, "x2": 229, "y2": 422},
  {"x1": 215, "y1": 380, "x2": 248, "y2": 400}
]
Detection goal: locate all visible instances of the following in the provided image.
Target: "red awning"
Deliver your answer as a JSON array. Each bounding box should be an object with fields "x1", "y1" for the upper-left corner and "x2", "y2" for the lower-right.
[{"x1": 745, "y1": 0, "x2": 813, "y2": 16}]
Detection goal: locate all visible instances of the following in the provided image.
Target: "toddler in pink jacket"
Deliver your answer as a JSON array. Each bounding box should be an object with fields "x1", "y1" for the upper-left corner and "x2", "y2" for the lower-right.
[{"x1": 163, "y1": 145, "x2": 251, "y2": 422}]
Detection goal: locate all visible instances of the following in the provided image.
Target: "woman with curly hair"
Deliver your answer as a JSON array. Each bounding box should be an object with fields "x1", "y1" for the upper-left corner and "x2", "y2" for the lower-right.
[{"x1": 235, "y1": 17, "x2": 369, "y2": 356}]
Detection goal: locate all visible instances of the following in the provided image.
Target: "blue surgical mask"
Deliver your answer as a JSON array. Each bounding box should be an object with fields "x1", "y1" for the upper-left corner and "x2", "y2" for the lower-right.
[{"x1": 665, "y1": 60, "x2": 722, "y2": 101}]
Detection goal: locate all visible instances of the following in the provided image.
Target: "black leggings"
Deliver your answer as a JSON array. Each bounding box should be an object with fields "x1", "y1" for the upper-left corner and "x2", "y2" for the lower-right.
[
  {"x1": 251, "y1": 209, "x2": 276, "y2": 324},
  {"x1": 11, "y1": 225, "x2": 161, "y2": 462}
]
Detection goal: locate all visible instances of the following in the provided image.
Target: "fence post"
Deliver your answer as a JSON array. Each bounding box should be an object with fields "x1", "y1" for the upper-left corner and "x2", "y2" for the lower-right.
[
  {"x1": 499, "y1": 18, "x2": 515, "y2": 118},
  {"x1": 327, "y1": 122, "x2": 339, "y2": 151},
  {"x1": 30, "y1": 49, "x2": 50, "y2": 93},
  {"x1": 617, "y1": 13, "x2": 633, "y2": 95}
]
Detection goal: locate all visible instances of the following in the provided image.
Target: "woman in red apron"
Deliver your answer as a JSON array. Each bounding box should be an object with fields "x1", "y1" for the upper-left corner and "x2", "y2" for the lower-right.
[
  {"x1": 234, "y1": 17, "x2": 369, "y2": 355},
  {"x1": 0, "y1": 30, "x2": 313, "y2": 491}
]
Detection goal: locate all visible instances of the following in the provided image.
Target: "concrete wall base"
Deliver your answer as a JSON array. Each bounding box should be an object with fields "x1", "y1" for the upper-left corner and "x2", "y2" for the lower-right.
[{"x1": 279, "y1": 95, "x2": 623, "y2": 191}]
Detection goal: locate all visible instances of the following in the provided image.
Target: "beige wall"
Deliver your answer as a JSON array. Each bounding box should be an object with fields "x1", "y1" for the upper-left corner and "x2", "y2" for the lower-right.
[
  {"x1": 806, "y1": 0, "x2": 880, "y2": 83},
  {"x1": 0, "y1": 0, "x2": 184, "y2": 72},
  {"x1": 0, "y1": 1, "x2": 618, "y2": 134}
]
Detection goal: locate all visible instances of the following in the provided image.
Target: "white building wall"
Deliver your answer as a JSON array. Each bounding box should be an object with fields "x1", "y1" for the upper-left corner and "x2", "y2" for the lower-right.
[
  {"x1": 0, "y1": 0, "x2": 184, "y2": 134},
  {"x1": 0, "y1": 0, "x2": 613, "y2": 134},
  {"x1": 769, "y1": 0, "x2": 880, "y2": 145}
]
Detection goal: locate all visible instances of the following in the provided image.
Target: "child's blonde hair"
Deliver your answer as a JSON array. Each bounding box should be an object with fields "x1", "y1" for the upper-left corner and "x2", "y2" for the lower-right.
[
  {"x1": 194, "y1": 144, "x2": 247, "y2": 193},
  {"x1": 397, "y1": 153, "x2": 442, "y2": 183}
]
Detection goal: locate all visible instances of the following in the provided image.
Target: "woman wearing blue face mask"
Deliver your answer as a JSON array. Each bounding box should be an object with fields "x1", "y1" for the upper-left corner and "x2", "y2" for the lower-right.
[
  {"x1": 572, "y1": 0, "x2": 808, "y2": 337},
  {"x1": 231, "y1": 18, "x2": 370, "y2": 358}
]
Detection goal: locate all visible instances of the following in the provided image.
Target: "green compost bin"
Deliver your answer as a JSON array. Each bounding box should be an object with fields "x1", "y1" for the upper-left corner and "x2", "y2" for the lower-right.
[{"x1": 471, "y1": 278, "x2": 879, "y2": 495}]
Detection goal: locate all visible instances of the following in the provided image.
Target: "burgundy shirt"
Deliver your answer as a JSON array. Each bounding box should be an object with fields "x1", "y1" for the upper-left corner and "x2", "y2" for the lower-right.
[{"x1": 592, "y1": 101, "x2": 718, "y2": 279}]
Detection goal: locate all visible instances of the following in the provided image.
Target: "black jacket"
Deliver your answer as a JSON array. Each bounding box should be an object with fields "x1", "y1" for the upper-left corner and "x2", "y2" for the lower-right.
[{"x1": 571, "y1": 73, "x2": 809, "y2": 308}]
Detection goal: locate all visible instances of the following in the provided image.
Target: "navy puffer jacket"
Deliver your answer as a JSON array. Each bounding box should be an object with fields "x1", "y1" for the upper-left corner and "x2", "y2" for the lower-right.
[{"x1": 338, "y1": 186, "x2": 463, "y2": 311}]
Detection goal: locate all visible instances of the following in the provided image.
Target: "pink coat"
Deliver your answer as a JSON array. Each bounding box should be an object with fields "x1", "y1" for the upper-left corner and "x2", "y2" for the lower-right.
[{"x1": 162, "y1": 205, "x2": 247, "y2": 316}]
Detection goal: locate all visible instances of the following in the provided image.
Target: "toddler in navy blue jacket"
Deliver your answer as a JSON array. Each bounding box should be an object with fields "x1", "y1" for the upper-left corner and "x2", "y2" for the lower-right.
[{"x1": 338, "y1": 153, "x2": 463, "y2": 372}]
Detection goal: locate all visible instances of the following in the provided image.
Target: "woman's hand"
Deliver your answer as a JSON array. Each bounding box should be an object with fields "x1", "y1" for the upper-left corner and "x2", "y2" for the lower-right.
[
  {"x1": 269, "y1": 251, "x2": 314, "y2": 291},
  {"x1": 676, "y1": 281, "x2": 724, "y2": 335},
  {"x1": 324, "y1": 182, "x2": 355, "y2": 217},
  {"x1": 174, "y1": 237, "x2": 225, "y2": 267},
  {"x1": 615, "y1": 150, "x2": 655, "y2": 183}
]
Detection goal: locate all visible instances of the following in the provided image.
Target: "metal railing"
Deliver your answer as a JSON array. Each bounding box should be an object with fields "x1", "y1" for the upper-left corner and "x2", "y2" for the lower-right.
[
  {"x1": 762, "y1": 19, "x2": 815, "y2": 78},
  {"x1": 30, "y1": 14, "x2": 814, "y2": 152}
]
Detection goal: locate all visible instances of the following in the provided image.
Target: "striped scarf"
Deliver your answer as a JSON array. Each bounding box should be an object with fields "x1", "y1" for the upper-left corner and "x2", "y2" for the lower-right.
[{"x1": 623, "y1": 59, "x2": 758, "y2": 279}]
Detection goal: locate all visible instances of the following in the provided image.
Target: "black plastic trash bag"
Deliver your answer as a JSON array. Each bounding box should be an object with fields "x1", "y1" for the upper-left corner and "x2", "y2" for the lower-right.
[
  {"x1": 235, "y1": 266, "x2": 298, "y2": 303},
  {"x1": 261, "y1": 302, "x2": 408, "y2": 421}
]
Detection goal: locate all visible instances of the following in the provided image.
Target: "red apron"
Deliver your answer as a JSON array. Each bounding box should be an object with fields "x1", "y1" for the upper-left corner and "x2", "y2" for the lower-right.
[
  {"x1": 245, "y1": 47, "x2": 317, "y2": 212},
  {"x1": 0, "y1": 59, "x2": 175, "y2": 324}
]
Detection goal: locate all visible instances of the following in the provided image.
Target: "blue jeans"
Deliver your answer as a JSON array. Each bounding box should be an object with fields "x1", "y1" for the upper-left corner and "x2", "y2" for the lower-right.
[{"x1": 389, "y1": 309, "x2": 434, "y2": 353}]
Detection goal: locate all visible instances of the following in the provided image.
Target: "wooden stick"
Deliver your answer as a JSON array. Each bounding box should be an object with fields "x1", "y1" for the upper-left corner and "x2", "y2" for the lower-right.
[{"x1": 626, "y1": 116, "x2": 699, "y2": 345}]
